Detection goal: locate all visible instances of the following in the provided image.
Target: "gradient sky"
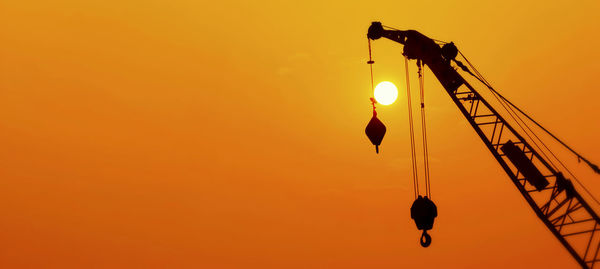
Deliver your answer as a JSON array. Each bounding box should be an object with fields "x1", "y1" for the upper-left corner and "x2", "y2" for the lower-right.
[{"x1": 1, "y1": 0, "x2": 600, "y2": 268}]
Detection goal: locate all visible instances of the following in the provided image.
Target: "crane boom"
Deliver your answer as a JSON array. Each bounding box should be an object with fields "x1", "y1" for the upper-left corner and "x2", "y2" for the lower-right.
[{"x1": 367, "y1": 22, "x2": 600, "y2": 268}]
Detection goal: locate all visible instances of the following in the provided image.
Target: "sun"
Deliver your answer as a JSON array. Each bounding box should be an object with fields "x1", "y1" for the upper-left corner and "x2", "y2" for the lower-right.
[{"x1": 373, "y1": 81, "x2": 398, "y2": 105}]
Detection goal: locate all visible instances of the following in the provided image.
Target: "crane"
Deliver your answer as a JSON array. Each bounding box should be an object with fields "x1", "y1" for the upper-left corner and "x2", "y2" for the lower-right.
[{"x1": 366, "y1": 21, "x2": 600, "y2": 268}]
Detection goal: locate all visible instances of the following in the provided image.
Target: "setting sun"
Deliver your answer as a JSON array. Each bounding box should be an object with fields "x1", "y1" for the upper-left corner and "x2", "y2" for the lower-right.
[{"x1": 374, "y1": 81, "x2": 398, "y2": 105}]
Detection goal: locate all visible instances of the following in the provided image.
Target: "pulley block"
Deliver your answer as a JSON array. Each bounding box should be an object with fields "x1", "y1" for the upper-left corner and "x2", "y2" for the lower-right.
[{"x1": 410, "y1": 195, "x2": 437, "y2": 247}]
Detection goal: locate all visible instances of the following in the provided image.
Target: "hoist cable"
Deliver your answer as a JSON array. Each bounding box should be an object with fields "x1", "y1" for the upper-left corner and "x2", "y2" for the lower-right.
[
  {"x1": 418, "y1": 61, "x2": 432, "y2": 198},
  {"x1": 405, "y1": 56, "x2": 419, "y2": 199},
  {"x1": 495, "y1": 95, "x2": 600, "y2": 205},
  {"x1": 455, "y1": 51, "x2": 560, "y2": 171},
  {"x1": 458, "y1": 50, "x2": 600, "y2": 175},
  {"x1": 489, "y1": 79, "x2": 561, "y2": 172},
  {"x1": 458, "y1": 51, "x2": 573, "y2": 173},
  {"x1": 367, "y1": 39, "x2": 375, "y2": 92},
  {"x1": 456, "y1": 51, "x2": 600, "y2": 205},
  {"x1": 494, "y1": 85, "x2": 599, "y2": 174}
]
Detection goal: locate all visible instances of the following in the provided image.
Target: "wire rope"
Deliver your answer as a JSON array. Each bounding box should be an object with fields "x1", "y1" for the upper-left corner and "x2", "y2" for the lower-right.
[
  {"x1": 405, "y1": 56, "x2": 420, "y2": 199},
  {"x1": 456, "y1": 51, "x2": 560, "y2": 171},
  {"x1": 456, "y1": 50, "x2": 600, "y2": 205},
  {"x1": 417, "y1": 61, "x2": 432, "y2": 198},
  {"x1": 367, "y1": 39, "x2": 375, "y2": 93}
]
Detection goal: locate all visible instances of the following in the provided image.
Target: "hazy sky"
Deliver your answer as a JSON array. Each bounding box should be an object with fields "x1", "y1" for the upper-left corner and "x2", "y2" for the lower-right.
[{"x1": 1, "y1": 0, "x2": 600, "y2": 268}]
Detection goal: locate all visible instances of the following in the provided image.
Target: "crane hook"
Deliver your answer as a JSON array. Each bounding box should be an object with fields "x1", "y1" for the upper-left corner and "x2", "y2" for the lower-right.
[
  {"x1": 420, "y1": 230, "x2": 432, "y2": 247},
  {"x1": 411, "y1": 195, "x2": 437, "y2": 247}
]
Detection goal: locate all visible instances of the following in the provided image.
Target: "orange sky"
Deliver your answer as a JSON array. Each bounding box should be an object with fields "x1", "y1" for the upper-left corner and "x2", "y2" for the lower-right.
[{"x1": 1, "y1": 0, "x2": 599, "y2": 268}]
